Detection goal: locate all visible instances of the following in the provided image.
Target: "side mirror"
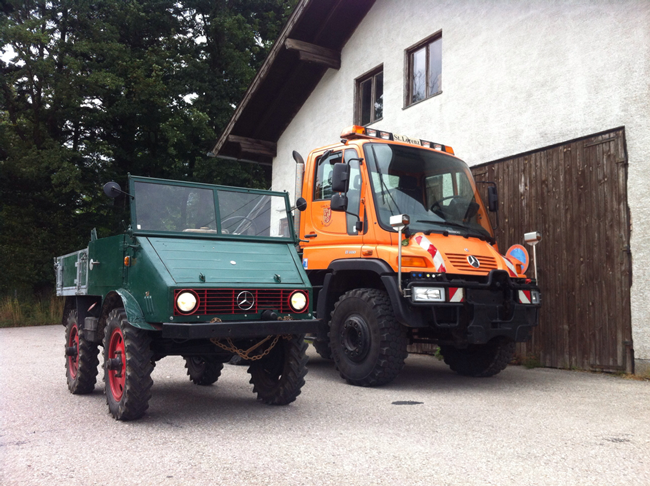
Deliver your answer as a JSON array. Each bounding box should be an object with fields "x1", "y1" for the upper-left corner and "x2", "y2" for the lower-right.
[
  {"x1": 331, "y1": 193, "x2": 348, "y2": 212},
  {"x1": 296, "y1": 197, "x2": 307, "y2": 212},
  {"x1": 103, "y1": 182, "x2": 122, "y2": 199},
  {"x1": 487, "y1": 185, "x2": 498, "y2": 212},
  {"x1": 331, "y1": 163, "x2": 350, "y2": 193}
]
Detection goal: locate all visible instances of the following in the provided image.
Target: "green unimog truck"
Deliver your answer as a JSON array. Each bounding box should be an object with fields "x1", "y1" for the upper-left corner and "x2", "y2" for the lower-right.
[{"x1": 55, "y1": 175, "x2": 319, "y2": 420}]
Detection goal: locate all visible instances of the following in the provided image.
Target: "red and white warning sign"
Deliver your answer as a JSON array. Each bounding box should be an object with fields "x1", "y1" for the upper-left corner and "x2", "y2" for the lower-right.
[
  {"x1": 414, "y1": 234, "x2": 447, "y2": 273},
  {"x1": 518, "y1": 290, "x2": 532, "y2": 304},
  {"x1": 449, "y1": 287, "x2": 464, "y2": 302}
]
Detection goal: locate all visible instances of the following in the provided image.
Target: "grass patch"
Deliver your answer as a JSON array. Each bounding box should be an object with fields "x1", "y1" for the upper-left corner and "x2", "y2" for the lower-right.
[
  {"x1": 522, "y1": 353, "x2": 543, "y2": 369},
  {"x1": 0, "y1": 294, "x2": 64, "y2": 328}
]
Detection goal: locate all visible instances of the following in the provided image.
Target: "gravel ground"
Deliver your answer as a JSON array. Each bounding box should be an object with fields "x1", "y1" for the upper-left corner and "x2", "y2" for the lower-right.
[{"x1": 1, "y1": 325, "x2": 649, "y2": 486}]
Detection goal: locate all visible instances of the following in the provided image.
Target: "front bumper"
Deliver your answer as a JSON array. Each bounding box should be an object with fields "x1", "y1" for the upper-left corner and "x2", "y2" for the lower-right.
[
  {"x1": 162, "y1": 318, "x2": 321, "y2": 340},
  {"x1": 403, "y1": 270, "x2": 540, "y2": 344}
]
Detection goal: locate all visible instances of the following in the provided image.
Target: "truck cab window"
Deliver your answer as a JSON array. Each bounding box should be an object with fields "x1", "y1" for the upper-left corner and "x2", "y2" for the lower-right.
[
  {"x1": 365, "y1": 143, "x2": 492, "y2": 239},
  {"x1": 313, "y1": 151, "x2": 342, "y2": 200},
  {"x1": 344, "y1": 149, "x2": 363, "y2": 235}
]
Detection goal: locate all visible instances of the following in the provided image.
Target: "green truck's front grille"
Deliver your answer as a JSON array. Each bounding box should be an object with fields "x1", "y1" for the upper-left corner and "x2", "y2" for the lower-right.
[{"x1": 173, "y1": 288, "x2": 307, "y2": 316}]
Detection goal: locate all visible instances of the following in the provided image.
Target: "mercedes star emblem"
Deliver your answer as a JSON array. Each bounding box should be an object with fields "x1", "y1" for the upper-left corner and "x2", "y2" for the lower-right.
[
  {"x1": 467, "y1": 255, "x2": 480, "y2": 268},
  {"x1": 236, "y1": 291, "x2": 255, "y2": 310}
]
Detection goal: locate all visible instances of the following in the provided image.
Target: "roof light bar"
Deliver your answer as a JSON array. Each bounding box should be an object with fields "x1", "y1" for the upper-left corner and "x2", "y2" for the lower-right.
[{"x1": 339, "y1": 125, "x2": 454, "y2": 155}]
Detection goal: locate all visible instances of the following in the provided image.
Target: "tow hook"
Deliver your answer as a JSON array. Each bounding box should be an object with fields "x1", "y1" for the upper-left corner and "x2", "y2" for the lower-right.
[
  {"x1": 107, "y1": 352, "x2": 124, "y2": 377},
  {"x1": 65, "y1": 345, "x2": 77, "y2": 357}
]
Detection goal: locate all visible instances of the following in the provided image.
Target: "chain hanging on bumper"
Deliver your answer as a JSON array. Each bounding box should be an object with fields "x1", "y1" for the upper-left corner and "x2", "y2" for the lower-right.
[{"x1": 210, "y1": 335, "x2": 291, "y2": 361}]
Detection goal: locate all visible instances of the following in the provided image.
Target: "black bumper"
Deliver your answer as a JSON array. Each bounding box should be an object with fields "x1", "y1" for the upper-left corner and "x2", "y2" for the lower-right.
[
  {"x1": 161, "y1": 318, "x2": 321, "y2": 340},
  {"x1": 387, "y1": 270, "x2": 540, "y2": 344},
  {"x1": 465, "y1": 302, "x2": 539, "y2": 344}
]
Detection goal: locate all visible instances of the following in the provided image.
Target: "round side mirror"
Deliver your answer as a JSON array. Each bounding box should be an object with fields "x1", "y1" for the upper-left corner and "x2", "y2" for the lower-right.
[
  {"x1": 296, "y1": 197, "x2": 307, "y2": 212},
  {"x1": 103, "y1": 181, "x2": 122, "y2": 199}
]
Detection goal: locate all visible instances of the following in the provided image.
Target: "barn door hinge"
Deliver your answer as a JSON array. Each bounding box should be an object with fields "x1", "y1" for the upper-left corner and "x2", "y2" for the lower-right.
[{"x1": 621, "y1": 245, "x2": 631, "y2": 254}]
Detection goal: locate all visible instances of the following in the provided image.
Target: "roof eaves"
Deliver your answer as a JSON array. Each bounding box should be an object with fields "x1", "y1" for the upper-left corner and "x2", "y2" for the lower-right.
[{"x1": 209, "y1": 0, "x2": 311, "y2": 157}]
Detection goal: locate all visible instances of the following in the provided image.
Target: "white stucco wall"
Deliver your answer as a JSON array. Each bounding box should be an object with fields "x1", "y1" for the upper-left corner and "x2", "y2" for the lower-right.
[{"x1": 271, "y1": 0, "x2": 650, "y2": 372}]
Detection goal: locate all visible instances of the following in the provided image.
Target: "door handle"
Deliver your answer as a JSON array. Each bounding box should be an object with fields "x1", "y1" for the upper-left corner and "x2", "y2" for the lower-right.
[{"x1": 304, "y1": 233, "x2": 318, "y2": 238}]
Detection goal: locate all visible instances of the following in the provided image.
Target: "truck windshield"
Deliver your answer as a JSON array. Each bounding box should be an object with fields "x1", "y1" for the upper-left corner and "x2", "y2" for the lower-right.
[
  {"x1": 132, "y1": 181, "x2": 292, "y2": 239},
  {"x1": 364, "y1": 143, "x2": 493, "y2": 239}
]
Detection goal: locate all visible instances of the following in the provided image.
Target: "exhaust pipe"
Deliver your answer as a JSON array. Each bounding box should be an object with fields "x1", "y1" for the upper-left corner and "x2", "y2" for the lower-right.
[{"x1": 293, "y1": 151, "x2": 305, "y2": 233}]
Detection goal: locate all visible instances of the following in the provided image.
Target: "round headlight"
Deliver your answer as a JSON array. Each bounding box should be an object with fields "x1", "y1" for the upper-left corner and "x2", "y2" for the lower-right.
[
  {"x1": 176, "y1": 291, "x2": 198, "y2": 313},
  {"x1": 289, "y1": 291, "x2": 307, "y2": 312}
]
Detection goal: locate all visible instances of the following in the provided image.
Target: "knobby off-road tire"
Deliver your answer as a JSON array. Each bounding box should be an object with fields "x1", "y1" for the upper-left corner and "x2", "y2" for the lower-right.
[
  {"x1": 312, "y1": 338, "x2": 333, "y2": 360},
  {"x1": 183, "y1": 356, "x2": 223, "y2": 386},
  {"x1": 311, "y1": 319, "x2": 333, "y2": 360},
  {"x1": 248, "y1": 335, "x2": 308, "y2": 405},
  {"x1": 103, "y1": 308, "x2": 154, "y2": 420},
  {"x1": 64, "y1": 309, "x2": 100, "y2": 394},
  {"x1": 329, "y1": 288, "x2": 408, "y2": 387},
  {"x1": 440, "y1": 338, "x2": 516, "y2": 377}
]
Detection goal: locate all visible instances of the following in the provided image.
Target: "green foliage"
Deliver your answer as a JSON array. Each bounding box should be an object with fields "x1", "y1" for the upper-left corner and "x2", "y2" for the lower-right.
[
  {"x1": 0, "y1": 294, "x2": 64, "y2": 327},
  {"x1": 0, "y1": 0, "x2": 297, "y2": 295}
]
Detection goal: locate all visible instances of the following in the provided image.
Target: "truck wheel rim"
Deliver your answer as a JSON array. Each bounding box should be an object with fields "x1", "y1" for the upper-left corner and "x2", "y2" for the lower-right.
[
  {"x1": 108, "y1": 328, "x2": 126, "y2": 401},
  {"x1": 341, "y1": 315, "x2": 371, "y2": 362},
  {"x1": 68, "y1": 324, "x2": 79, "y2": 379}
]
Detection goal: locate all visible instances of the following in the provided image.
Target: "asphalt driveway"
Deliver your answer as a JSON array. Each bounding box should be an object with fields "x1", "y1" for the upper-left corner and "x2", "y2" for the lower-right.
[{"x1": 1, "y1": 325, "x2": 649, "y2": 485}]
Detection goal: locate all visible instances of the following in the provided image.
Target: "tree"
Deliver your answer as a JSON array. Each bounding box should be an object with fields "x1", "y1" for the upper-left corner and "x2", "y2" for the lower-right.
[{"x1": 0, "y1": 0, "x2": 297, "y2": 295}]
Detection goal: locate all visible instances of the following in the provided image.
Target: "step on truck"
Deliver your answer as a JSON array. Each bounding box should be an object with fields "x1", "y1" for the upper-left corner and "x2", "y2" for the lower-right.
[
  {"x1": 55, "y1": 176, "x2": 319, "y2": 420},
  {"x1": 293, "y1": 125, "x2": 541, "y2": 386}
]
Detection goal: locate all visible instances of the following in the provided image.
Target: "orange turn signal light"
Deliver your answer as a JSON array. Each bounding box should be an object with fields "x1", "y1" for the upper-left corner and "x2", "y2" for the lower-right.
[
  {"x1": 124, "y1": 256, "x2": 131, "y2": 267},
  {"x1": 340, "y1": 125, "x2": 366, "y2": 139},
  {"x1": 400, "y1": 256, "x2": 428, "y2": 267}
]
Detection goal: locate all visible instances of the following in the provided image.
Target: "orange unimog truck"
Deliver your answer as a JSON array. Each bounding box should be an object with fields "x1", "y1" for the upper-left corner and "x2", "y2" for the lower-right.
[{"x1": 292, "y1": 125, "x2": 541, "y2": 387}]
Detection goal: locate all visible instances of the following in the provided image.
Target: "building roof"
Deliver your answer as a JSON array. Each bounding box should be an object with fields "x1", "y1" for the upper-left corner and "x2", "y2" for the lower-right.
[{"x1": 210, "y1": 0, "x2": 375, "y2": 165}]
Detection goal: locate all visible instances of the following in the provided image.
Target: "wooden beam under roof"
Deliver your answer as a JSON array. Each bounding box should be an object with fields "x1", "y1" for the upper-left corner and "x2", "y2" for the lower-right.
[
  {"x1": 228, "y1": 135, "x2": 277, "y2": 158},
  {"x1": 210, "y1": 0, "x2": 377, "y2": 160},
  {"x1": 284, "y1": 38, "x2": 341, "y2": 70}
]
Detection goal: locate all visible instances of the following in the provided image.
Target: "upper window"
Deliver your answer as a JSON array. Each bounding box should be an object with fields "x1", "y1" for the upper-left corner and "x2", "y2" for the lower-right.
[
  {"x1": 355, "y1": 65, "x2": 383, "y2": 126},
  {"x1": 405, "y1": 33, "x2": 442, "y2": 106}
]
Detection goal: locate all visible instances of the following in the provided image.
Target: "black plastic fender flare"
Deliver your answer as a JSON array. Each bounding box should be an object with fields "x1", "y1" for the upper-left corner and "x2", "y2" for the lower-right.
[{"x1": 317, "y1": 259, "x2": 426, "y2": 328}]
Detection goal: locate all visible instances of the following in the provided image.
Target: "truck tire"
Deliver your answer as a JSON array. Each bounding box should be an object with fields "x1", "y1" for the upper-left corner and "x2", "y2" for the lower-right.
[
  {"x1": 329, "y1": 288, "x2": 408, "y2": 387},
  {"x1": 440, "y1": 338, "x2": 515, "y2": 377},
  {"x1": 310, "y1": 319, "x2": 333, "y2": 360},
  {"x1": 248, "y1": 335, "x2": 308, "y2": 405},
  {"x1": 312, "y1": 337, "x2": 332, "y2": 360},
  {"x1": 103, "y1": 308, "x2": 154, "y2": 420},
  {"x1": 183, "y1": 356, "x2": 223, "y2": 386},
  {"x1": 64, "y1": 309, "x2": 99, "y2": 394}
]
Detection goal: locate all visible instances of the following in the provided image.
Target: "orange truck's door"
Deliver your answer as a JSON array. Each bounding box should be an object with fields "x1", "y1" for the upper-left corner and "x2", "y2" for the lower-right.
[{"x1": 302, "y1": 148, "x2": 366, "y2": 270}]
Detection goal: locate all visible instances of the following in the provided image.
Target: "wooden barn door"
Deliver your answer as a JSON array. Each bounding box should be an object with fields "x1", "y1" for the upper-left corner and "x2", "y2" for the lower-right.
[{"x1": 472, "y1": 128, "x2": 633, "y2": 372}]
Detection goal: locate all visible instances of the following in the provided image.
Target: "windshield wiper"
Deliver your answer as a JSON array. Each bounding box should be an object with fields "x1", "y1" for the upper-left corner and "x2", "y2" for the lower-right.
[{"x1": 416, "y1": 220, "x2": 493, "y2": 242}]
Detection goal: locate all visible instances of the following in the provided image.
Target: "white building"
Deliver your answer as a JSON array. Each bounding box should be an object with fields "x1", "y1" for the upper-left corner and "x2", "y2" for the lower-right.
[{"x1": 212, "y1": 0, "x2": 650, "y2": 375}]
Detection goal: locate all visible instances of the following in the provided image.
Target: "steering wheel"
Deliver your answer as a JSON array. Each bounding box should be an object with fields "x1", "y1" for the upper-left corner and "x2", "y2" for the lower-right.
[
  {"x1": 221, "y1": 216, "x2": 257, "y2": 235},
  {"x1": 430, "y1": 195, "x2": 464, "y2": 214}
]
